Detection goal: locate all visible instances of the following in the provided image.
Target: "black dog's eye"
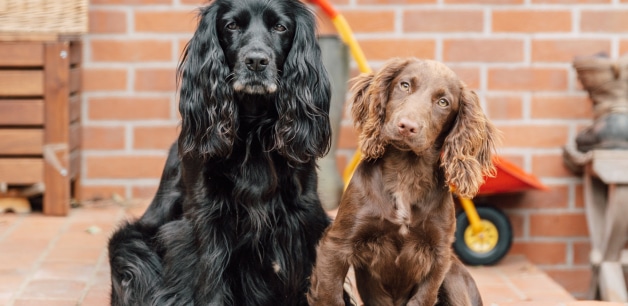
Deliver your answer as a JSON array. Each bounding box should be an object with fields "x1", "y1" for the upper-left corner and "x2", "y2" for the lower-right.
[
  {"x1": 400, "y1": 82, "x2": 410, "y2": 91},
  {"x1": 273, "y1": 24, "x2": 287, "y2": 32},
  {"x1": 437, "y1": 98, "x2": 449, "y2": 107},
  {"x1": 226, "y1": 22, "x2": 239, "y2": 30}
]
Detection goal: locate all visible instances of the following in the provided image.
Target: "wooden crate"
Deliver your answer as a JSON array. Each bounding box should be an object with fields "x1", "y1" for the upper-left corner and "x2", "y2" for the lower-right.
[
  {"x1": 0, "y1": 39, "x2": 82, "y2": 216},
  {"x1": 0, "y1": 0, "x2": 88, "y2": 35}
]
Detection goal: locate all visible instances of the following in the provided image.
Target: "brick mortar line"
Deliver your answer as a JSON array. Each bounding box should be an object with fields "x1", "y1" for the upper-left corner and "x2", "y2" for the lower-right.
[
  {"x1": 492, "y1": 119, "x2": 592, "y2": 125},
  {"x1": 126, "y1": 5, "x2": 135, "y2": 34},
  {"x1": 87, "y1": 29, "x2": 628, "y2": 41},
  {"x1": 347, "y1": 61, "x2": 578, "y2": 68},
  {"x1": 330, "y1": 4, "x2": 628, "y2": 10},
  {"x1": 521, "y1": 92, "x2": 532, "y2": 121},
  {"x1": 83, "y1": 62, "x2": 179, "y2": 69},
  {"x1": 567, "y1": 183, "x2": 577, "y2": 211},
  {"x1": 566, "y1": 241, "x2": 574, "y2": 266},
  {"x1": 172, "y1": 37, "x2": 181, "y2": 64},
  {"x1": 77, "y1": 206, "x2": 127, "y2": 304},
  {"x1": 82, "y1": 119, "x2": 180, "y2": 126},
  {"x1": 348, "y1": 33, "x2": 628, "y2": 39},
  {"x1": 537, "y1": 263, "x2": 592, "y2": 270},
  {"x1": 486, "y1": 91, "x2": 588, "y2": 97},
  {"x1": 83, "y1": 91, "x2": 176, "y2": 98},
  {"x1": 512, "y1": 236, "x2": 591, "y2": 243},
  {"x1": 9, "y1": 212, "x2": 78, "y2": 305},
  {"x1": 81, "y1": 179, "x2": 161, "y2": 186},
  {"x1": 86, "y1": 33, "x2": 193, "y2": 39},
  {"x1": 82, "y1": 150, "x2": 169, "y2": 157},
  {"x1": 522, "y1": 153, "x2": 532, "y2": 174},
  {"x1": 483, "y1": 7, "x2": 491, "y2": 35},
  {"x1": 90, "y1": 4, "x2": 201, "y2": 11},
  {"x1": 572, "y1": 7, "x2": 581, "y2": 35},
  {"x1": 503, "y1": 207, "x2": 587, "y2": 215},
  {"x1": 523, "y1": 37, "x2": 531, "y2": 65},
  {"x1": 435, "y1": 38, "x2": 443, "y2": 62},
  {"x1": 85, "y1": 29, "x2": 628, "y2": 41},
  {"x1": 83, "y1": 121, "x2": 180, "y2": 127},
  {"x1": 125, "y1": 123, "x2": 134, "y2": 152},
  {"x1": 611, "y1": 36, "x2": 621, "y2": 58},
  {"x1": 496, "y1": 147, "x2": 574, "y2": 155}
]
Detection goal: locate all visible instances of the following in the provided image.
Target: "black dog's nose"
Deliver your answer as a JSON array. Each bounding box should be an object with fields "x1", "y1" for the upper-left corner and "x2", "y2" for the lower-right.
[{"x1": 245, "y1": 53, "x2": 270, "y2": 72}]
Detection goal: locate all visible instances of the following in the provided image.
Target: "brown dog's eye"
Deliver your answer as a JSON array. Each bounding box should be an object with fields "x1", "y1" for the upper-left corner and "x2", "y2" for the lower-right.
[
  {"x1": 437, "y1": 98, "x2": 449, "y2": 107},
  {"x1": 226, "y1": 22, "x2": 239, "y2": 30},
  {"x1": 273, "y1": 24, "x2": 287, "y2": 32},
  {"x1": 400, "y1": 82, "x2": 410, "y2": 91}
]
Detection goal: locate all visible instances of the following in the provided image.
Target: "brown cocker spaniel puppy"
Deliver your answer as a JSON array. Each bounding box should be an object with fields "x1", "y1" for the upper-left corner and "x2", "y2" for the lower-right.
[{"x1": 308, "y1": 58, "x2": 497, "y2": 306}]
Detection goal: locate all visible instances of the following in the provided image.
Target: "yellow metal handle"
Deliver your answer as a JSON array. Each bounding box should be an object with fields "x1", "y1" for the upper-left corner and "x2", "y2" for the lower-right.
[{"x1": 458, "y1": 196, "x2": 484, "y2": 235}]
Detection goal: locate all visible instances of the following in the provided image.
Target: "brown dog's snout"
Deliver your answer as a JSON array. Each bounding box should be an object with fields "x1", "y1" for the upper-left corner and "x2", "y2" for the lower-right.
[{"x1": 397, "y1": 118, "x2": 419, "y2": 136}]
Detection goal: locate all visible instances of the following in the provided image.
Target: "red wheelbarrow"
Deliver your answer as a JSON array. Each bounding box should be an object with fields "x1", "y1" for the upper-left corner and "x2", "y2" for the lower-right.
[
  {"x1": 306, "y1": 0, "x2": 549, "y2": 267},
  {"x1": 453, "y1": 156, "x2": 549, "y2": 266}
]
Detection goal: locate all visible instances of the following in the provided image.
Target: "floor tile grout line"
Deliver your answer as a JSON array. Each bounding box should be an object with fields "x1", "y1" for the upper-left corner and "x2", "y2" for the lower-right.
[
  {"x1": 0, "y1": 214, "x2": 27, "y2": 243},
  {"x1": 8, "y1": 212, "x2": 79, "y2": 306},
  {"x1": 493, "y1": 267, "x2": 529, "y2": 301},
  {"x1": 0, "y1": 215, "x2": 27, "y2": 304},
  {"x1": 77, "y1": 206, "x2": 127, "y2": 305}
]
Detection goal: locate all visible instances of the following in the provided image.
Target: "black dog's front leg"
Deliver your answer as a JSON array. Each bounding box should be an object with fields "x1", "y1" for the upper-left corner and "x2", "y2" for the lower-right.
[
  {"x1": 151, "y1": 153, "x2": 236, "y2": 305},
  {"x1": 151, "y1": 218, "x2": 234, "y2": 306},
  {"x1": 138, "y1": 142, "x2": 184, "y2": 232}
]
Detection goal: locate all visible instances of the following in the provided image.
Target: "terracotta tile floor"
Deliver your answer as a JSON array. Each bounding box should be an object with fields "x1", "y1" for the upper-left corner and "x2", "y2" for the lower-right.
[{"x1": 0, "y1": 200, "x2": 624, "y2": 306}]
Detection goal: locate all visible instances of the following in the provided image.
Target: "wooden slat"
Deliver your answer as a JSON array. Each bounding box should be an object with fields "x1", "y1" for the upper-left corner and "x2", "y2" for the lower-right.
[
  {"x1": 70, "y1": 41, "x2": 82, "y2": 66},
  {"x1": 69, "y1": 94, "x2": 80, "y2": 123},
  {"x1": 0, "y1": 158, "x2": 44, "y2": 184},
  {"x1": 0, "y1": 129, "x2": 43, "y2": 155},
  {"x1": 0, "y1": 100, "x2": 44, "y2": 125},
  {"x1": 69, "y1": 122, "x2": 81, "y2": 151},
  {"x1": 0, "y1": 43, "x2": 44, "y2": 66},
  {"x1": 0, "y1": 33, "x2": 63, "y2": 42},
  {"x1": 0, "y1": 70, "x2": 44, "y2": 96},
  {"x1": 43, "y1": 42, "x2": 71, "y2": 216},
  {"x1": 69, "y1": 67, "x2": 81, "y2": 94}
]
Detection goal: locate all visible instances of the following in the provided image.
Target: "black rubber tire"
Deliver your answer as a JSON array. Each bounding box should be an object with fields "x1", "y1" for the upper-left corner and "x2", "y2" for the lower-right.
[{"x1": 453, "y1": 206, "x2": 513, "y2": 266}]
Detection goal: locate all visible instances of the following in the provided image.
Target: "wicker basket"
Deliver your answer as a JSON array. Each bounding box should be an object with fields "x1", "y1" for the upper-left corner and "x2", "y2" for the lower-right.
[{"x1": 0, "y1": 0, "x2": 87, "y2": 34}]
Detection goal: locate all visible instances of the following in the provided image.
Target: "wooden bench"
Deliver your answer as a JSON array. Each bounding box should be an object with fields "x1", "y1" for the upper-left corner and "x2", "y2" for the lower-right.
[
  {"x1": 564, "y1": 148, "x2": 628, "y2": 302},
  {"x1": 0, "y1": 38, "x2": 82, "y2": 216}
]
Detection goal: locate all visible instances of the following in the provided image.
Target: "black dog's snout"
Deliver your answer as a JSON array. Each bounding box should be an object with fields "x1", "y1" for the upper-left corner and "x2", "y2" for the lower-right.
[{"x1": 245, "y1": 53, "x2": 270, "y2": 72}]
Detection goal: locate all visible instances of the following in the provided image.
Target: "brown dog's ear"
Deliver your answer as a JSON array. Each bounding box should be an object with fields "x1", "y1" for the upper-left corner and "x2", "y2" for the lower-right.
[
  {"x1": 351, "y1": 58, "x2": 411, "y2": 160},
  {"x1": 441, "y1": 88, "x2": 498, "y2": 198},
  {"x1": 350, "y1": 72, "x2": 375, "y2": 134}
]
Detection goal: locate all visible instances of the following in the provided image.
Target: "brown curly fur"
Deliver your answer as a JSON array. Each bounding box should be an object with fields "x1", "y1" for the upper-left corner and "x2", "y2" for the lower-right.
[{"x1": 308, "y1": 58, "x2": 497, "y2": 306}]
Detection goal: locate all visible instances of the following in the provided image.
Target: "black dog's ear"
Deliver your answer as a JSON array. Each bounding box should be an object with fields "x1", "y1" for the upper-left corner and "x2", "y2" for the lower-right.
[
  {"x1": 177, "y1": 3, "x2": 237, "y2": 160},
  {"x1": 273, "y1": 2, "x2": 332, "y2": 163}
]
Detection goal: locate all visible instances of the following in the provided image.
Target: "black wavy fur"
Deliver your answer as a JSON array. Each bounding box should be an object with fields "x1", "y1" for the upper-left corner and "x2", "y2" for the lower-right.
[{"x1": 107, "y1": 0, "x2": 349, "y2": 304}]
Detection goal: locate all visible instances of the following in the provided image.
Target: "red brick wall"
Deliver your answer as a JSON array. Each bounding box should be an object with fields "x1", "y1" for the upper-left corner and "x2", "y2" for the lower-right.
[{"x1": 85, "y1": 0, "x2": 628, "y2": 298}]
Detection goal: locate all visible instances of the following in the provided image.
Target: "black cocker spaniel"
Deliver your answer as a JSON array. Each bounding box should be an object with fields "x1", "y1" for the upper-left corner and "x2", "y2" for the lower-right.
[{"x1": 108, "y1": 0, "x2": 347, "y2": 305}]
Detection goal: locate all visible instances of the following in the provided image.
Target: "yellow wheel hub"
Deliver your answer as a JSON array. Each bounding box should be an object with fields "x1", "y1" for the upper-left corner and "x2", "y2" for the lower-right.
[{"x1": 464, "y1": 220, "x2": 499, "y2": 254}]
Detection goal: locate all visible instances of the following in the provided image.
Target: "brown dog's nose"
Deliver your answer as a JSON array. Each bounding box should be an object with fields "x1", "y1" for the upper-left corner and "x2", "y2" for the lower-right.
[{"x1": 397, "y1": 119, "x2": 419, "y2": 136}]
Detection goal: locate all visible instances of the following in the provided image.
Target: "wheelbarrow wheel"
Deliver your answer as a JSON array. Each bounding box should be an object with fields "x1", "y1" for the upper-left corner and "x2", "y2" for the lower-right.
[{"x1": 454, "y1": 206, "x2": 512, "y2": 266}]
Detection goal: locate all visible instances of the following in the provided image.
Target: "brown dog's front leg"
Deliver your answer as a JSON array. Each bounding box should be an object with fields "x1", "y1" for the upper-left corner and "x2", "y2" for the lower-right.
[
  {"x1": 307, "y1": 231, "x2": 351, "y2": 306},
  {"x1": 406, "y1": 260, "x2": 451, "y2": 306},
  {"x1": 437, "y1": 256, "x2": 483, "y2": 306}
]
